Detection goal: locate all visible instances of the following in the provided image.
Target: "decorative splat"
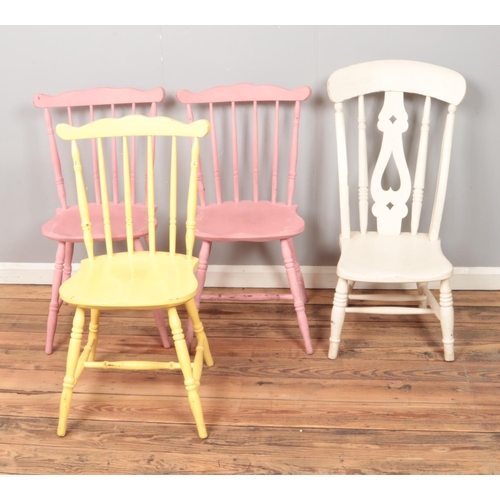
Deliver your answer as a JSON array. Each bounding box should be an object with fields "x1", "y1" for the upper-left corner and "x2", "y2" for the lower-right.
[{"x1": 371, "y1": 91, "x2": 412, "y2": 235}]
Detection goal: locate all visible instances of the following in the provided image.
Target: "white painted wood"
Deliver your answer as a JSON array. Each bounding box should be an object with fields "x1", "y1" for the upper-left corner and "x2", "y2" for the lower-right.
[
  {"x1": 345, "y1": 306, "x2": 435, "y2": 315},
  {"x1": 370, "y1": 91, "x2": 412, "y2": 235},
  {"x1": 411, "y1": 96, "x2": 431, "y2": 235},
  {"x1": 334, "y1": 103, "x2": 351, "y2": 238},
  {"x1": 327, "y1": 60, "x2": 466, "y2": 105},
  {"x1": 358, "y1": 95, "x2": 369, "y2": 235},
  {"x1": 429, "y1": 104, "x2": 458, "y2": 242},
  {"x1": 337, "y1": 232, "x2": 453, "y2": 283},
  {"x1": 440, "y1": 278, "x2": 455, "y2": 361},
  {"x1": 327, "y1": 60, "x2": 466, "y2": 362}
]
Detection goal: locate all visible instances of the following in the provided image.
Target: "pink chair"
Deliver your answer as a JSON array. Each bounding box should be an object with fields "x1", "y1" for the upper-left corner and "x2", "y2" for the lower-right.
[
  {"x1": 33, "y1": 87, "x2": 170, "y2": 354},
  {"x1": 177, "y1": 83, "x2": 313, "y2": 354}
]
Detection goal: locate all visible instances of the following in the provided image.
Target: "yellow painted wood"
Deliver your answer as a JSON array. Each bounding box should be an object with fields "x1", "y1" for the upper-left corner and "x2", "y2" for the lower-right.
[
  {"x1": 185, "y1": 137, "x2": 199, "y2": 259},
  {"x1": 170, "y1": 136, "x2": 177, "y2": 255},
  {"x1": 56, "y1": 114, "x2": 210, "y2": 141},
  {"x1": 71, "y1": 141, "x2": 94, "y2": 260},
  {"x1": 57, "y1": 306, "x2": 85, "y2": 437},
  {"x1": 97, "y1": 138, "x2": 113, "y2": 257},
  {"x1": 147, "y1": 136, "x2": 156, "y2": 254},
  {"x1": 55, "y1": 114, "x2": 212, "y2": 439},
  {"x1": 122, "y1": 137, "x2": 134, "y2": 254}
]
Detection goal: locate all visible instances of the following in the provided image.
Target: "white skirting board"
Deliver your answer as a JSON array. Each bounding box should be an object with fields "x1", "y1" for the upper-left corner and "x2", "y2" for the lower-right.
[{"x1": 1, "y1": 263, "x2": 500, "y2": 290}]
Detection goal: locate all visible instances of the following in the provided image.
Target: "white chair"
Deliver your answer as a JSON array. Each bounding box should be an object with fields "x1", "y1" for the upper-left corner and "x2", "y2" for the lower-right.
[{"x1": 327, "y1": 60, "x2": 466, "y2": 362}]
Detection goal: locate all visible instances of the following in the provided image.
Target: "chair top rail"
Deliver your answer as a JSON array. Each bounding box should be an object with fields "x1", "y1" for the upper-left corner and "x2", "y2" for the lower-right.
[
  {"x1": 327, "y1": 60, "x2": 466, "y2": 105},
  {"x1": 56, "y1": 115, "x2": 210, "y2": 141},
  {"x1": 177, "y1": 83, "x2": 311, "y2": 104},
  {"x1": 33, "y1": 87, "x2": 166, "y2": 108}
]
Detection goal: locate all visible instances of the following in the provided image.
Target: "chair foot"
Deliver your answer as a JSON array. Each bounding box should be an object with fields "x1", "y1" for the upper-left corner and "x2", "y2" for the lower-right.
[
  {"x1": 329, "y1": 277, "x2": 348, "y2": 360},
  {"x1": 328, "y1": 340, "x2": 340, "y2": 360},
  {"x1": 443, "y1": 342, "x2": 455, "y2": 362}
]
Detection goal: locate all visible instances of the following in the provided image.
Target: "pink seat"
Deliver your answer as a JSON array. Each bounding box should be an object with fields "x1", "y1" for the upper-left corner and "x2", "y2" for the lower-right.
[
  {"x1": 177, "y1": 83, "x2": 313, "y2": 354},
  {"x1": 33, "y1": 87, "x2": 169, "y2": 354},
  {"x1": 42, "y1": 202, "x2": 149, "y2": 242},
  {"x1": 196, "y1": 201, "x2": 304, "y2": 242}
]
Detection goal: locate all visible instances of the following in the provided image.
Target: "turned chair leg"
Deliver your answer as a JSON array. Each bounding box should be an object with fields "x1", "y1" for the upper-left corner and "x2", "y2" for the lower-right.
[
  {"x1": 46, "y1": 242, "x2": 66, "y2": 355},
  {"x1": 185, "y1": 298, "x2": 214, "y2": 368},
  {"x1": 167, "y1": 307, "x2": 208, "y2": 439},
  {"x1": 329, "y1": 277, "x2": 349, "y2": 360},
  {"x1": 289, "y1": 238, "x2": 308, "y2": 305},
  {"x1": 440, "y1": 278, "x2": 455, "y2": 362},
  {"x1": 281, "y1": 239, "x2": 313, "y2": 355},
  {"x1": 57, "y1": 306, "x2": 85, "y2": 437},
  {"x1": 186, "y1": 240, "x2": 212, "y2": 351}
]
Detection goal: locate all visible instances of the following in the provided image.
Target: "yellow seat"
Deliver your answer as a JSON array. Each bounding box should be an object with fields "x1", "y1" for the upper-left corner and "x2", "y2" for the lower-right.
[
  {"x1": 60, "y1": 253, "x2": 199, "y2": 309},
  {"x1": 55, "y1": 114, "x2": 213, "y2": 439}
]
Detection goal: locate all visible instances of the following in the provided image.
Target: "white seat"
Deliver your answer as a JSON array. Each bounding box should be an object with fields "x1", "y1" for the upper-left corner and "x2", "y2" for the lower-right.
[
  {"x1": 327, "y1": 60, "x2": 466, "y2": 362},
  {"x1": 337, "y1": 232, "x2": 453, "y2": 284}
]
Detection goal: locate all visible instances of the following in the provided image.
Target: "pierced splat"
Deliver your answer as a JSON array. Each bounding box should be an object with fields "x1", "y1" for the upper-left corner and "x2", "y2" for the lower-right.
[{"x1": 371, "y1": 91, "x2": 412, "y2": 235}]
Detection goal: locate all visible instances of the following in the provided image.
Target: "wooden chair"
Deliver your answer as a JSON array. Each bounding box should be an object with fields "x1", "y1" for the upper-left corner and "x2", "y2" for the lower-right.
[
  {"x1": 177, "y1": 84, "x2": 313, "y2": 354},
  {"x1": 55, "y1": 114, "x2": 213, "y2": 439},
  {"x1": 327, "y1": 60, "x2": 466, "y2": 361},
  {"x1": 33, "y1": 87, "x2": 169, "y2": 354}
]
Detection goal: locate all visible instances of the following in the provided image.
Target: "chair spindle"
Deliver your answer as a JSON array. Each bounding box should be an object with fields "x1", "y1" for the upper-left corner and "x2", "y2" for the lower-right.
[
  {"x1": 231, "y1": 101, "x2": 240, "y2": 203},
  {"x1": 253, "y1": 101, "x2": 259, "y2": 202},
  {"x1": 169, "y1": 136, "x2": 177, "y2": 255},
  {"x1": 358, "y1": 95, "x2": 369, "y2": 234},
  {"x1": 122, "y1": 136, "x2": 134, "y2": 254},
  {"x1": 429, "y1": 104, "x2": 457, "y2": 241},
  {"x1": 147, "y1": 136, "x2": 156, "y2": 254},
  {"x1": 209, "y1": 103, "x2": 222, "y2": 204},
  {"x1": 186, "y1": 137, "x2": 200, "y2": 259},
  {"x1": 335, "y1": 102, "x2": 351, "y2": 238},
  {"x1": 287, "y1": 101, "x2": 301, "y2": 206},
  {"x1": 97, "y1": 138, "x2": 113, "y2": 257},
  {"x1": 411, "y1": 96, "x2": 431, "y2": 235},
  {"x1": 271, "y1": 101, "x2": 280, "y2": 203}
]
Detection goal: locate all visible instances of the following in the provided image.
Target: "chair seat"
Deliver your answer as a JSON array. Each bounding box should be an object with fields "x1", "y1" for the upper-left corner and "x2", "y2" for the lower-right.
[
  {"x1": 195, "y1": 200, "x2": 305, "y2": 242},
  {"x1": 59, "y1": 252, "x2": 199, "y2": 309},
  {"x1": 337, "y1": 231, "x2": 453, "y2": 283},
  {"x1": 42, "y1": 202, "x2": 150, "y2": 242}
]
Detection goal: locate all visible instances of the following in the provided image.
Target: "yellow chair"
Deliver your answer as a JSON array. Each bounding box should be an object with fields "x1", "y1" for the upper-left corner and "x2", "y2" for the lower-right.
[{"x1": 55, "y1": 114, "x2": 213, "y2": 439}]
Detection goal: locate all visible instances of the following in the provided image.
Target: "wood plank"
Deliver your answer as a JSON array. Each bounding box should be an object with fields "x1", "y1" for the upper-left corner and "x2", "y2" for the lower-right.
[{"x1": 1, "y1": 420, "x2": 499, "y2": 474}]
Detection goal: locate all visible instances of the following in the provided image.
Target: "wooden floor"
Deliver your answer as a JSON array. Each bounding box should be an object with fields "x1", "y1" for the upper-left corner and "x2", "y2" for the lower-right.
[{"x1": 1, "y1": 284, "x2": 499, "y2": 474}]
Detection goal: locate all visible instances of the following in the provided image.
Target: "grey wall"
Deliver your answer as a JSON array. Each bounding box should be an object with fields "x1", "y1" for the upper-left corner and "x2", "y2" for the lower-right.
[{"x1": 1, "y1": 26, "x2": 499, "y2": 268}]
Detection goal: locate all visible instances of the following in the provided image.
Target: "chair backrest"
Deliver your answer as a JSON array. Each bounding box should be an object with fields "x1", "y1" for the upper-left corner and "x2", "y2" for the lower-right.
[
  {"x1": 33, "y1": 87, "x2": 166, "y2": 208},
  {"x1": 55, "y1": 115, "x2": 210, "y2": 260},
  {"x1": 327, "y1": 60, "x2": 466, "y2": 240},
  {"x1": 176, "y1": 83, "x2": 311, "y2": 207}
]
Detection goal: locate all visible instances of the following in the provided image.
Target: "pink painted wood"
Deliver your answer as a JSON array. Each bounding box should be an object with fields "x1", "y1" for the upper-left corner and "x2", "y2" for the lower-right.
[
  {"x1": 177, "y1": 83, "x2": 313, "y2": 354},
  {"x1": 33, "y1": 87, "x2": 169, "y2": 354}
]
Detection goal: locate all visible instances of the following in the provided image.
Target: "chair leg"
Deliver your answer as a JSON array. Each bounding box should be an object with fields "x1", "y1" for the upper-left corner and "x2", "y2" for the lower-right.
[
  {"x1": 329, "y1": 277, "x2": 349, "y2": 360},
  {"x1": 440, "y1": 279, "x2": 455, "y2": 362},
  {"x1": 417, "y1": 282, "x2": 428, "y2": 309},
  {"x1": 186, "y1": 240, "x2": 212, "y2": 351},
  {"x1": 185, "y1": 298, "x2": 214, "y2": 368},
  {"x1": 57, "y1": 306, "x2": 85, "y2": 437},
  {"x1": 167, "y1": 307, "x2": 208, "y2": 439},
  {"x1": 46, "y1": 241, "x2": 65, "y2": 355},
  {"x1": 88, "y1": 308, "x2": 100, "y2": 362},
  {"x1": 134, "y1": 237, "x2": 170, "y2": 348},
  {"x1": 289, "y1": 238, "x2": 308, "y2": 304},
  {"x1": 62, "y1": 242, "x2": 74, "y2": 284},
  {"x1": 281, "y1": 239, "x2": 313, "y2": 355}
]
